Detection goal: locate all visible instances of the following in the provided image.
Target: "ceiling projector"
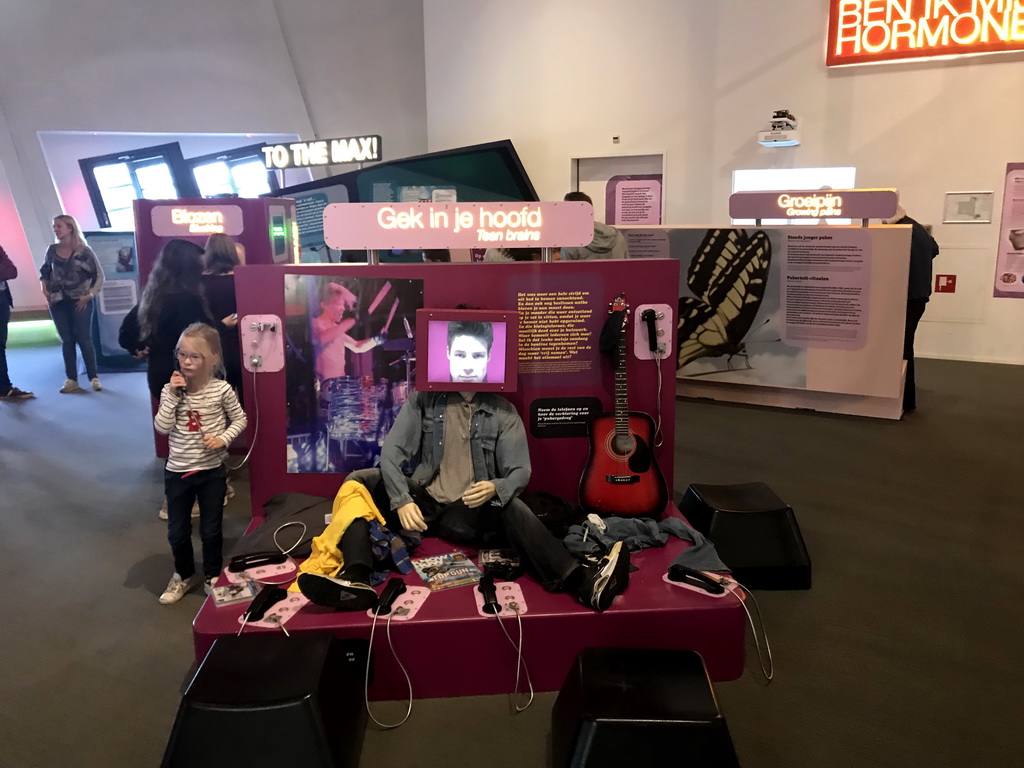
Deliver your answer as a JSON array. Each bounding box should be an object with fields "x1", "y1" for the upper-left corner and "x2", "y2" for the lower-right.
[{"x1": 758, "y1": 109, "x2": 800, "y2": 147}]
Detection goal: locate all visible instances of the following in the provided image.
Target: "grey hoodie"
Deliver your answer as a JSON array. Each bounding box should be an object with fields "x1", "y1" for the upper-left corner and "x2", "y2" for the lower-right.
[{"x1": 561, "y1": 222, "x2": 629, "y2": 260}]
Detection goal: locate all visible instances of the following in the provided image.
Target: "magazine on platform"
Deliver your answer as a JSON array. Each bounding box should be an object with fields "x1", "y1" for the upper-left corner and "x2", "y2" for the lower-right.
[
  {"x1": 211, "y1": 581, "x2": 259, "y2": 606},
  {"x1": 411, "y1": 551, "x2": 483, "y2": 592},
  {"x1": 478, "y1": 549, "x2": 521, "y2": 569}
]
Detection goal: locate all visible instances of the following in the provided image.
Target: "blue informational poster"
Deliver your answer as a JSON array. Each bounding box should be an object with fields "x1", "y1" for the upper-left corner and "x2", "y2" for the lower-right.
[{"x1": 85, "y1": 231, "x2": 144, "y2": 370}]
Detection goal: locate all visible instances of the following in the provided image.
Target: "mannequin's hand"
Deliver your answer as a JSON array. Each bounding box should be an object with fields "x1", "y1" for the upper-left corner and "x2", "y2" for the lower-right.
[
  {"x1": 462, "y1": 481, "x2": 496, "y2": 508},
  {"x1": 397, "y1": 502, "x2": 427, "y2": 531}
]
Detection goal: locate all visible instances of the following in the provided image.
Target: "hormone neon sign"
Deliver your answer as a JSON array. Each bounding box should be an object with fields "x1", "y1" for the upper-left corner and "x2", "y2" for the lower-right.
[{"x1": 827, "y1": 0, "x2": 1024, "y2": 66}]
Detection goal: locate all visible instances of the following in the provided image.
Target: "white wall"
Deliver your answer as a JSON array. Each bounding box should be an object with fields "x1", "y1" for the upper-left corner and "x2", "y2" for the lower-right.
[
  {"x1": 0, "y1": 0, "x2": 427, "y2": 309},
  {"x1": 424, "y1": 0, "x2": 1024, "y2": 365}
]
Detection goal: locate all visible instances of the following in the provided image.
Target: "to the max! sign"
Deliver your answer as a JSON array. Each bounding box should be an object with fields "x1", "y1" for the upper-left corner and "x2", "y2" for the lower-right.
[
  {"x1": 262, "y1": 135, "x2": 382, "y2": 168},
  {"x1": 827, "y1": 0, "x2": 1024, "y2": 66}
]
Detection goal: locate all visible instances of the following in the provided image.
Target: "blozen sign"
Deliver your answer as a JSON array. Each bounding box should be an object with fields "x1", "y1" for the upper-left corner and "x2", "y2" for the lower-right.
[
  {"x1": 323, "y1": 202, "x2": 594, "y2": 250},
  {"x1": 827, "y1": 0, "x2": 1024, "y2": 66},
  {"x1": 151, "y1": 204, "x2": 244, "y2": 237}
]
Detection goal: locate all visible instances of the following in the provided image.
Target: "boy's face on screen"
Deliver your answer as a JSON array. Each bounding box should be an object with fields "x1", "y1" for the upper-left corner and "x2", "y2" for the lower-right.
[{"x1": 447, "y1": 335, "x2": 490, "y2": 383}]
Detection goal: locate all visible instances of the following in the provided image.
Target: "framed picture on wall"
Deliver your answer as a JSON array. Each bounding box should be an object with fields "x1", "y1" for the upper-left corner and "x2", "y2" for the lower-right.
[{"x1": 943, "y1": 191, "x2": 994, "y2": 224}]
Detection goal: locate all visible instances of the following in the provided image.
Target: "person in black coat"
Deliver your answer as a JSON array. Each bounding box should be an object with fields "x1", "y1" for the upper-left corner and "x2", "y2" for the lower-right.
[
  {"x1": 884, "y1": 205, "x2": 939, "y2": 412},
  {"x1": 137, "y1": 240, "x2": 214, "y2": 400},
  {"x1": 201, "y1": 234, "x2": 243, "y2": 404},
  {"x1": 0, "y1": 244, "x2": 34, "y2": 400}
]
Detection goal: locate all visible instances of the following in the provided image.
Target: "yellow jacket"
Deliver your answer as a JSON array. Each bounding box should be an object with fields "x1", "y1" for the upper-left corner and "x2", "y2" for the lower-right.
[{"x1": 288, "y1": 480, "x2": 385, "y2": 592}]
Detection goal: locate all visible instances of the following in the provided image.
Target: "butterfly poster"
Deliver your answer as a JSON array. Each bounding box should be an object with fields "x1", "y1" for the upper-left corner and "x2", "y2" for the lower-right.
[{"x1": 667, "y1": 228, "x2": 808, "y2": 388}]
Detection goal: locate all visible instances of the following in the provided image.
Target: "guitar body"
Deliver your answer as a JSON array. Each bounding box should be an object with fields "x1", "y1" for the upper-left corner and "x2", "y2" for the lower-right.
[{"x1": 579, "y1": 411, "x2": 669, "y2": 518}]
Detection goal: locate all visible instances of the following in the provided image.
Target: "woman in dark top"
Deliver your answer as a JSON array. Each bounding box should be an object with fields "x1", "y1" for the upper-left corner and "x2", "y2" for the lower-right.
[
  {"x1": 137, "y1": 239, "x2": 213, "y2": 400},
  {"x1": 202, "y1": 234, "x2": 242, "y2": 404},
  {"x1": 39, "y1": 215, "x2": 105, "y2": 393}
]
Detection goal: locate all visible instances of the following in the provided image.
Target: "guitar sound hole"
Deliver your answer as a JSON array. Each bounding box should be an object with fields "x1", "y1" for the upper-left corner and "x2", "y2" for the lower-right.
[{"x1": 611, "y1": 433, "x2": 635, "y2": 457}]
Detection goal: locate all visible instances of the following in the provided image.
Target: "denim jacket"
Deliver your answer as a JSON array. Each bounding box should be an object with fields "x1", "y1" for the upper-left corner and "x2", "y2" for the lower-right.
[{"x1": 380, "y1": 391, "x2": 531, "y2": 510}]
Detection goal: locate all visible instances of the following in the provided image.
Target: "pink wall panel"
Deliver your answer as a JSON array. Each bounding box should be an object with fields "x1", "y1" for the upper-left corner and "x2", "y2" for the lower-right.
[{"x1": 234, "y1": 260, "x2": 680, "y2": 513}]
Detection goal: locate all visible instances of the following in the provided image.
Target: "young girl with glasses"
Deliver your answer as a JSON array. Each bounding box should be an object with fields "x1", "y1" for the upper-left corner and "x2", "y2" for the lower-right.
[{"x1": 154, "y1": 323, "x2": 247, "y2": 604}]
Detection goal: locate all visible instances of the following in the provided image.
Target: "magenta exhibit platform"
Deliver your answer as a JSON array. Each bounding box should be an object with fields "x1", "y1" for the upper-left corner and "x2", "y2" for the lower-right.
[{"x1": 192, "y1": 506, "x2": 746, "y2": 701}]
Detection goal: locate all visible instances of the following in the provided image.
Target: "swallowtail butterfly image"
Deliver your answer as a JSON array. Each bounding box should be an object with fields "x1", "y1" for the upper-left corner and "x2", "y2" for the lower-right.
[{"x1": 677, "y1": 229, "x2": 772, "y2": 370}]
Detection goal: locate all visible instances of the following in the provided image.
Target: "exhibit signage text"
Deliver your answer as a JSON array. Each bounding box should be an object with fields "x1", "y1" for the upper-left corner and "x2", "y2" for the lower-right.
[
  {"x1": 172, "y1": 208, "x2": 224, "y2": 233},
  {"x1": 827, "y1": 0, "x2": 1024, "y2": 66},
  {"x1": 323, "y1": 202, "x2": 594, "y2": 250},
  {"x1": 777, "y1": 193, "x2": 844, "y2": 218},
  {"x1": 262, "y1": 135, "x2": 382, "y2": 169},
  {"x1": 150, "y1": 204, "x2": 245, "y2": 238},
  {"x1": 729, "y1": 189, "x2": 899, "y2": 221}
]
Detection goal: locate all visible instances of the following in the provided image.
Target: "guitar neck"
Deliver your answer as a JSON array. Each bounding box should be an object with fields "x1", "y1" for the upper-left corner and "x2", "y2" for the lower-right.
[{"x1": 614, "y1": 323, "x2": 629, "y2": 438}]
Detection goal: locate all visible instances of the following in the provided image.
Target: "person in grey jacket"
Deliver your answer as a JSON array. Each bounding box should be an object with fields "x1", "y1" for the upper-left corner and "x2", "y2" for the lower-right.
[
  {"x1": 298, "y1": 389, "x2": 631, "y2": 612},
  {"x1": 39, "y1": 215, "x2": 104, "y2": 393},
  {"x1": 560, "y1": 191, "x2": 629, "y2": 260}
]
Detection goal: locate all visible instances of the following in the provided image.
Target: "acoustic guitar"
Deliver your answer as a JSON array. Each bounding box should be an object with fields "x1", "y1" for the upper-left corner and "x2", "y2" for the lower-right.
[{"x1": 579, "y1": 294, "x2": 669, "y2": 518}]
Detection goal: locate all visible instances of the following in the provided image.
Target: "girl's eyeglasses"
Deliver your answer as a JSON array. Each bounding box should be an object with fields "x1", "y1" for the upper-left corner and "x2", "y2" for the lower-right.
[{"x1": 176, "y1": 351, "x2": 205, "y2": 363}]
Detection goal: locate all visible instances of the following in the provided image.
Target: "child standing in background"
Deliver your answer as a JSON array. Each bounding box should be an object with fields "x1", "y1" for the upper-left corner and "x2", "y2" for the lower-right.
[{"x1": 155, "y1": 323, "x2": 247, "y2": 604}]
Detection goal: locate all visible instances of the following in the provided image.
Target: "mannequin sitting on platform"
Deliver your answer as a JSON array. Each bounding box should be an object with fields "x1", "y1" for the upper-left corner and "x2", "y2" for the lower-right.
[{"x1": 297, "y1": 388, "x2": 630, "y2": 612}]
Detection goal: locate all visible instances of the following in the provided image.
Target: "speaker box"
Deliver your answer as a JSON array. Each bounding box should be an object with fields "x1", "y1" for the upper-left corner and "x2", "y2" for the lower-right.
[
  {"x1": 162, "y1": 632, "x2": 368, "y2": 768},
  {"x1": 679, "y1": 482, "x2": 812, "y2": 590},
  {"x1": 551, "y1": 648, "x2": 739, "y2": 768}
]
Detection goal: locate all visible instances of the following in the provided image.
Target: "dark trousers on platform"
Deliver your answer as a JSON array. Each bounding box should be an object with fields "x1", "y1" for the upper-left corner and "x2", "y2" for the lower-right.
[
  {"x1": 49, "y1": 298, "x2": 97, "y2": 381},
  {"x1": 904, "y1": 298, "x2": 928, "y2": 412},
  {"x1": 0, "y1": 299, "x2": 10, "y2": 391},
  {"x1": 165, "y1": 466, "x2": 227, "y2": 580},
  {"x1": 346, "y1": 468, "x2": 579, "y2": 591}
]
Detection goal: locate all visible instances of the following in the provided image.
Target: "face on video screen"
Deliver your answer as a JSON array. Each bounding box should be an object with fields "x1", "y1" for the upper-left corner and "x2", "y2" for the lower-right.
[
  {"x1": 427, "y1": 319, "x2": 506, "y2": 385},
  {"x1": 448, "y1": 332, "x2": 490, "y2": 383}
]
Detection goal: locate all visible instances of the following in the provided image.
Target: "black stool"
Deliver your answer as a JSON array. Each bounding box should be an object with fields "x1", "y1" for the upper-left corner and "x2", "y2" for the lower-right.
[
  {"x1": 162, "y1": 632, "x2": 368, "y2": 768},
  {"x1": 679, "y1": 482, "x2": 812, "y2": 590},
  {"x1": 551, "y1": 648, "x2": 740, "y2": 768}
]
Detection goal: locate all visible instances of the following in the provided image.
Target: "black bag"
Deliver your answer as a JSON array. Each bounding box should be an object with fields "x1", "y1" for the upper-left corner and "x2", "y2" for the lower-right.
[{"x1": 118, "y1": 304, "x2": 142, "y2": 354}]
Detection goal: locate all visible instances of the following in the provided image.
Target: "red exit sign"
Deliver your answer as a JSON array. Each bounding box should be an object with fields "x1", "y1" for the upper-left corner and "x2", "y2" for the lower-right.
[
  {"x1": 827, "y1": 1, "x2": 1024, "y2": 67},
  {"x1": 935, "y1": 274, "x2": 957, "y2": 293}
]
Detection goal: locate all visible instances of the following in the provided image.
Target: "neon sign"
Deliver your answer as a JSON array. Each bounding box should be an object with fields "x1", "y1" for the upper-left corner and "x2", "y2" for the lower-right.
[
  {"x1": 777, "y1": 193, "x2": 844, "y2": 218},
  {"x1": 262, "y1": 135, "x2": 382, "y2": 169},
  {"x1": 729, "y1": 189, "x2": 899, "y2": 220},
  {"x1": 323, "y1": 202, "x2": 594, "y2": 249},
  {"x1": 827, "y1": 0, "x2": 1024, "y2": 66},
  {"x1": 151, "y1": 204, "x2": 244, "y2": 237},
  {"x1": 172, "y1": 208, "x2": 224, "y2": 233}
]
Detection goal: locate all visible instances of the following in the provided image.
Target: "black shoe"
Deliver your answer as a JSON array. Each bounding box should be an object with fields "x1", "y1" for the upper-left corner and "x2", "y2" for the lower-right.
[
  {"x1": 0, "y1": 386, "x2": 34, "y2": 401},
  {"x1": 577, "y1": 541, "x2": 630, "y2": 611},
  {"x1": 297, "y1": 573, "x2": 379, "y2": 611}
]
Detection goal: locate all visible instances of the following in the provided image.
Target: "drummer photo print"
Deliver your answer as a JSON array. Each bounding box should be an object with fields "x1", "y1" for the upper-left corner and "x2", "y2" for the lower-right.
[{"x1": 283, "y1": 274, "x2": 424, "y2": 473}]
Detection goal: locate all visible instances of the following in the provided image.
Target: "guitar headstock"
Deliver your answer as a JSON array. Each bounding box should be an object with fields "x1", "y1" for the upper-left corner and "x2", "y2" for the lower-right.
[{"x1": 608, "y1": 293, "x2": 630, "y2": 323}]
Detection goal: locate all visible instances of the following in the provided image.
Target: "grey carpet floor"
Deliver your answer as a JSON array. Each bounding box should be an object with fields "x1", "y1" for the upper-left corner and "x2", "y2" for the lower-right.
[{"x1": 1, "y1": 346, "x2": 1020, "y2": 767}]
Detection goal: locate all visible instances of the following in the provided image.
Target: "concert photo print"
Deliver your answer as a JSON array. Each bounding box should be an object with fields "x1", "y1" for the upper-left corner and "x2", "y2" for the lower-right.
[{"x1": 284, "y1": 274, "x2": 424, "y2": 473}]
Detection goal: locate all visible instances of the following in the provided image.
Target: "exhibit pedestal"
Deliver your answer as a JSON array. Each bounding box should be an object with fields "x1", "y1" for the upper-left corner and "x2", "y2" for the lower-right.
[
  {"x1": 677, "y1": 361, "x2": 906, "y2": 420},
  {"x1": 192, "y1": 507, "x2": 746, "y2": 700}
]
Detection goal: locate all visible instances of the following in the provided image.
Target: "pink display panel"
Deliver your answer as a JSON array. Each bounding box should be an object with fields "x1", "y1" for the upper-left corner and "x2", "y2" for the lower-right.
[
  {"x1": 416, "y1": 309, "x2": 517, "y2": 393},
  {"x1": 232, "y1": 260, "x2": 679, "y2": 506},
  {"x1": 323, "y1": 201, "x2": 594, "y2": 250}
]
